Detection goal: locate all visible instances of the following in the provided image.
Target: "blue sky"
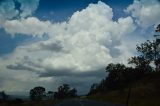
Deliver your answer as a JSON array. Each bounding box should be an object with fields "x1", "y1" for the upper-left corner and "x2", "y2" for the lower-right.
[
  {"x1": 36, "y1": 0, "x2": 132, "y2": 21},
  {"x1": 0, "y1": 0, "x2": 160, "y2": 95}
]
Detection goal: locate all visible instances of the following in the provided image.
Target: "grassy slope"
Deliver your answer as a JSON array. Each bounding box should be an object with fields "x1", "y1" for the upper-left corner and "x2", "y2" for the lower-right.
[{"x1": 88, "y1": 72, "x2": 160, "y2": 106}]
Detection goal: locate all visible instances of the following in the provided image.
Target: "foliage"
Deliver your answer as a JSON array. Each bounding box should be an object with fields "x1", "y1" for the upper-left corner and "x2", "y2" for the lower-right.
[
  {"x1": 0, "y1": 91, "x2": 7, "y2": 103},
  {"x1": 88, "y1": 83, "x2": 99, "y2": 95},
  {"x1": 88, "y1": 71, "x2": 160, "y2": 106},
  {"x1": 54, "y1": 84, "x2": 77, "y2": 99},
  {"x1": 30, "y1": 86, "x2": 45, "y2": 101},
  {"x1": 88, "y1": 63, "x2": 136, "y2": 95},
  {"x1": 47, "y1": 91, "x2": 54, "y2": 100},
  {"x1": 129, "y1": 24, "x2": 160, "y2": 70},
  {"x1": 88, "y1": 24, "x2": 160, "y2": 95}
]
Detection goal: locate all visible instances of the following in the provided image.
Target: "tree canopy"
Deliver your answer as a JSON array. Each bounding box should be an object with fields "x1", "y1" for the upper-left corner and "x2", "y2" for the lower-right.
[
  {"x1": 54, "y1": 84, "x2": 77, "y2": 99},
  {"x1": 30, "y1": 86, "x2": 45, "y2": 101},
  {"x1": 88, "y1": 24, "x2": 160, "y2": 95}
]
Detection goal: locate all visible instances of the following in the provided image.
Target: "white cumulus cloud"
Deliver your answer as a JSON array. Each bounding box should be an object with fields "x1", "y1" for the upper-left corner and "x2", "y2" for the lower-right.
[
  {"x1": 17, "y1": 0, "x2": 40, "y2": 17},
  {"x1": 0, "y1": 1, "x2": 136, "y2": 93},
  {"x1": 4, "y1": 17, "x2": 52, "y2": 37},
  {"x1": 4, "y1": 1, "x2": 136, "y2": 72},
  {"x1": 0, "y1": 0, "x2": 40, "y2": 28},
  {"x1": 125, "y1": 0, "x2": 160, "y2": 28}
]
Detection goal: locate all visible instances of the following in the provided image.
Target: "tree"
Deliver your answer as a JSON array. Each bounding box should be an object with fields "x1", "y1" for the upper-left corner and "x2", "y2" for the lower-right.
[
  {"x1": 2, "y1": 91, "x2": 6, "y2": 102},
  {"x1": 136, "y1": 40, "x2": 155, "y2": 61},
  {"x1": 69, "y1": 88, "x2": 77, "y2": 97},
  {"x1": 54, "y1": 84, "x2": 77, "y2": 99},
  {"x1": 88, "y1": 83, "x2": 99, "y2": 95},
  {"x1": 0, "y1": 91, "x2": 7, "y2": 102},
  {"x1": 30, "y1": 86, "x2": 45, "y2": 101},
  {"x1": 155, "y1": 24, "x2": 160, "y2": 32},
  {"x1": 87, "y1": 63, "x2": 136, "y2": 95},
  {"x1": 105, "y1": 63, "x2": 127, "y2": 90},
  {"x1": 47, "y1": 91, "x2": 54, "y2": 100},
  {"x1": 129, "y1": 56, "x2": 153, "y2": 77},
  {"x1": 105, "y1": 64, "x2": 136, "y2": 106},
  {"x1": 155, "y1": 24, "x2": 160, "y2": 70},
  {"x1": 129, "y1": 24, "x2": 160, "y2": 71},
  {"x1": 128, "y1": 40, "x2": 156, "y2": 72},
  {"x1": 87, "y1": 24, "x2": 160, "y2": 105}
]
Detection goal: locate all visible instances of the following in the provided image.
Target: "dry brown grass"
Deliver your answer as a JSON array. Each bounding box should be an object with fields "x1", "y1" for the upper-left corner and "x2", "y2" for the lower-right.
[{"x1": 88, "y1": 78, "x2": 160, "y2": 106}]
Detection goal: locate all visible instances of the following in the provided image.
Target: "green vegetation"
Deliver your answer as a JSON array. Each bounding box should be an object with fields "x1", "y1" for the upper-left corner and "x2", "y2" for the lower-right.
[
  {"x1": 54, "y1": 84, "x2": 77, "y2": 99},
  {"x1": 0, "y1": 84, "x2": 77, "y2": 106},
  {"x1": 87, "y1": 24, "x2": 160, "y2": 106},
  {"x1": 30, "y1": 86, "x2": 46, "y2": 101},
  {"x1": 88, "y1": 71, "x2": 160, "y2": 106}
]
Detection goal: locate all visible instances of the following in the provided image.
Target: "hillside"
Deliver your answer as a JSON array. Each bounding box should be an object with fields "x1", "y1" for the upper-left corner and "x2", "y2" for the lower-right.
[{"x1": 88, "y1": 71, "x2": 160, "y2": 106}]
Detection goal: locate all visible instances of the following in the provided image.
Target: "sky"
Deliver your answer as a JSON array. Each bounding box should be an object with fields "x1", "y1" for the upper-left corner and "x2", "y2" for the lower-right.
[{"x1": 0, "y1": 0, "x2": 160, "y2": 95}]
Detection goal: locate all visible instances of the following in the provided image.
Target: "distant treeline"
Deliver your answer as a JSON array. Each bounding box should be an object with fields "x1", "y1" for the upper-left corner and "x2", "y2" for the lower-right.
[
  {"x1": 0, "y1": 84, "x2": 77, "y2": 104},
  {"x1": 29, "y1": 84, "x2": 77, "y2": 101}
]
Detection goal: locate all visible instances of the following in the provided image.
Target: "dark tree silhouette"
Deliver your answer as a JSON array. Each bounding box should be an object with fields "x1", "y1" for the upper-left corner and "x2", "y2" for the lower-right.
[
  {"x1": 105, "y1": 63, "x2": 127, "y2": 90},
  {"x1": 155, "y1": 24, "x2": 160, "y2": 32},
  {"x1": 129, "y1": 24, "x2": 160, "y2": 71},
  {"x1": 47, "y1": 91, "x2": 54, "y2": 99},
  {"x1": 30, "y1": 86, "x2": 45, "y2": 101},
  {"x1": 87, "y1": 24, "x2": 160, "y2": 106},
  {"x1": 88, "y1": 63, "x2": 137, "y2": 95},
  {"x1": 155, "y1": 24, "x2": 160, "y2": 70},
  {"x1": 0, "y1": 91, "x2": 7, "y2": 103},
  {"x1": 2, "y1": 91, "x2": 7, "y2": 102},
  {"x1": 88, "y1": 83, "x2": 99, "y2": 95},
  {"x1": 129, "y1": 56, "x2": 152, "y2": 77},
  {"x1": 54, "y1": 84, "x2": 77, "y2": 99},
  {"x1": 69, "y1": 88, "x2": 77, "y2": 97}
]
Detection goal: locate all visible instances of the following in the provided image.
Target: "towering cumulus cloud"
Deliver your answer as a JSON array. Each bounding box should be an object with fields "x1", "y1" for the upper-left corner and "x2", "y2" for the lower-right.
[
  {"x1": 0, "y1": 1, "x2": 136, "y2": 93},
  {"x1": 5, "y1": 1, "x2": 135, "y2": 73}
]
